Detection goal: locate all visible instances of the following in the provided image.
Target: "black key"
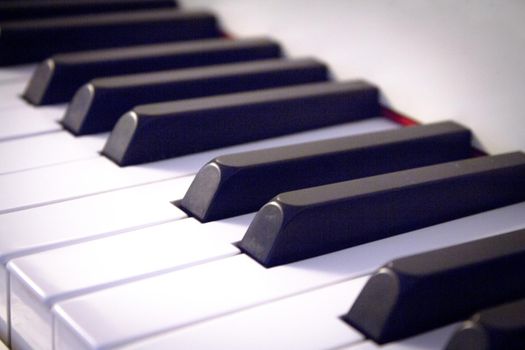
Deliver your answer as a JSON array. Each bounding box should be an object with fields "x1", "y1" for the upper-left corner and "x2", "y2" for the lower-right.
[
  {"x1": 102, "y1": 80, "x2": 380, "y2": 166},
  {"x1": 0, "y1": 9, "x2": 220, "y2": 66},
  {"x1": 240, "y1": 152, "x2": 525, "y2": 267},
  {"x1": 23, "y1": 37, "x2": 282, "y2": 105},
  {"x1": 62, "y1": 58, "x2": 329, "y2": 135},
  {"x1": 343, "y1": 228, "x2": 525, "y2": 344},
  {"x1": 446, "y1": 298, "x2": 525, "y2": 350},
  {"x1": 0, "y1": 0, "x2": 176, "y2": 21},
  {"x1": 181, "y1": 121, "x2": 472, "y2": 222}
]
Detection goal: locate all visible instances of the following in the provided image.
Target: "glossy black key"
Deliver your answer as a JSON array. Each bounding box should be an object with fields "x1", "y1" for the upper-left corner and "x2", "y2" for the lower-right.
[
  {"x1": 62, "y1": 58, "x2": 329, "y2": 135},
  {"x1": 240, "y1": 152, "x2": 525, "y2": 267},
  {"x1": 181, "y1": 121, "x2": 472, "y2": 222},
  {"x1": 0, "y1": 9, "x2": 220, "y2": 66},
  {"x1": 446, "y1": 298, "x2": 525, "y2": 350},
  {"x1": 23, "y1": 37, "x2": 282, "y2": 105},
  {"x1": 343, "y1": 228, "x2": 525, "y2": 344},
  {"x1": 102, "y1": 80, "x2": 380, "y2": 166},
  {"x1": 0, "y1": 0, "x2": 176, "y2": 21}
]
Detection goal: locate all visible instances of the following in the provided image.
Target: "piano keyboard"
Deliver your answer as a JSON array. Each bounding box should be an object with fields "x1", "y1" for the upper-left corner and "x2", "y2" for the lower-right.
[{"x1": 1, "y1": 1, "x2": 524, "y2": 350}]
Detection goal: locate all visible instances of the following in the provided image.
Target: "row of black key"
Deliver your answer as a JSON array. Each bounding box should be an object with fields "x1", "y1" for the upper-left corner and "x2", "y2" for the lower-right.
[
  {"x1": 2, "y1": 2, "x2": 524, "y2": 349},
  {"x1": 24, "y1": 37, "x2": 282, "y2": 104},
  {"x1": 0, "y1": 8, "x2": 220, "y2": 65},
  {"x1": 62, "y1": 58, "x2": 330, "y2": 135},
  {"x1": 0, "y1": 0, "x2": 178, "y2": 21}
]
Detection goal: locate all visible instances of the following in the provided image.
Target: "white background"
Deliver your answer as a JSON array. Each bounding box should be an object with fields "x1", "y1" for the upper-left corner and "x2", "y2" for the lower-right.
[{"x1": 182, "y1": 0, "x2": 525, "y2": 154}]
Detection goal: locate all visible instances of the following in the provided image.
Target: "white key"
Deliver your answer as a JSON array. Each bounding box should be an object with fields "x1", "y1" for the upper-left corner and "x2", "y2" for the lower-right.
[
  {"x1": 116, "y1": 277, "x2": 368, "y2": 350},
  {"x1": 9, "y1": 215, "x2": 252, "y2": 350},
  {"x1": 0, "y1": 131, "x2": 107, "y2": 175},
  {"x1": 6, "y1": 104, "x2": 67, "y2": 123},
  {"x1": 0, "y1": 105, "x2": 63, "y2": 142},
  {"x1": 340, "y1": 325, "x2": 458, "y2": 350},
  {"x1": 0, "y1": 101, "x2": 66, "y2": 143},
  {"x1": 52, "y1": 202, "x2": 525, "y2": 350},
  {"x1": 0, "y1": 81, "x2": 27, "y2": 110},
  {"x1": 0, "y1": 176, "x2": 192, "y2": 342},
  {"x1": 0, "y1": 118, "x2": 399, "y2": 214},
  {"x1": 0, "y1": 65, "x2": 35, "y2": 85}
]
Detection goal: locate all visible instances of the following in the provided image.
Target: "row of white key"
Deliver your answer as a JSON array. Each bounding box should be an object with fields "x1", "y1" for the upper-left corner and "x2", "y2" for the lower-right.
[
  {"x1": 0, "y1": 117, "x2": 399, "y2": 214},
  {"x1": 117, "y1": 276, "x2": 459, "y2": 350},
  {"x1": 0, "y1": 176, "x2": 192, "y2": 342},
  {"x1": 9, "y1": 201, "x2": 525, "y2": 349}
]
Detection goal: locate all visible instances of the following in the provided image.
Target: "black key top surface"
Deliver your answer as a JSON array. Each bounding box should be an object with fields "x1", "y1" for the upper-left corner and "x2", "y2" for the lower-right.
[
  {"x1": 102, "y1": 80, "x2": 380, "y2": 166},
  {"x1": 61, "y1": 58, "x2": 329, "y2": 134},
  {"x1": 0, "y1": 0, "x2": 176, "y2": 21},
  {"x1": 24, "y1": 37, "x2": 282, "y2": 105},
  {"x1": 343, "y1": 228, "x2": 525, "y2": 344},
  {"x1": 181, "y1": 121, "x2": 471, "y2": 222},
  {"x1": 445, "y1": 298, "x2": 525, "y2": 350},
  {"x1": 240, "y1": 152, "x2": 525, "y2": 267},
  {"x1": 0, "y1": 9, "x2": 220, "y2": 66}
]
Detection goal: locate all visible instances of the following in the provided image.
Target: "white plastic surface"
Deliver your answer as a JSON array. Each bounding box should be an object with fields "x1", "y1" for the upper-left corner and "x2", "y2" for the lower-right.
[
  {"x1": 0, "y1": 79, "x2": 67, "y2": 142},
  {"x1": 0, "y1": 106, "x2": 62, "y2": 142},
  {"x1": 0, "y1": 81, "x2": 28, "y2": 110},
  {"x1": 0, "y1": 176, "x2": 192, "y2": 346},
  {"x1": 0, "y1": 72, "x2": 71, "y2": 144},
  {"x1": 341, "y1": 325, "x2": 459, "y2": 350},
  {"x1": 119, "y1": 277, "x2": 368, "y2": 350},
  {"x1": 9, "y1": 103, "x2": 66, "y2": 122},
  {"x1": 0, "y1": 131, "x2": 107, "y2": 175},
  {"x1": 11, "y1": 214, "x2": 251, "y2": 303},
  {"x1": 0, "y1": 65, "x2": 35, "y2": 85},
  {"x1": 53, "y1": 202, "x2": 525, "y2": 349},
  {"x1": 0, "y1": 267, "x2": 7, "y2": 343},
  {"x1": 10, "y1": 275, "x2": 52, "y2": 350},
  {"x1": 9, "y1": 215, "x2": 253, "y2": 350},
  {"x1": 0, "y1": 176, "x2": 191, "y2": 264},
  {"x1": 0, "y1": 117, "x2": 398, "y2": 214}
]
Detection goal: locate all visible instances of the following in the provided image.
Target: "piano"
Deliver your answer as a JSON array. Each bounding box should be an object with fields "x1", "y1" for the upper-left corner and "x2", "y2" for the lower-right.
[{"x1": 0, "y1": 1, "x2": 524, "y2": 349}]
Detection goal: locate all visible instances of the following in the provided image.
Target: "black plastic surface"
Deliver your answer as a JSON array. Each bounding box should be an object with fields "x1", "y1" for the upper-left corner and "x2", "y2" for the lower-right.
[
  {"x1": 181, "y1": 121, "x2": 472, "y2": 222},
  {"x1": 0, "y1": 9, "x2": 220, "y2": 66},
  {"x1": 344, "y1": 228, "x2": 525, "y2": 344},
  {"x1": 23, "y1": 37, "x2": 282, "y2": 105},
  {"x1": 0, "y1": 0, "x2": 176, "y2": 21},
  {"x1": 61, "y1": 58, "x2": 328, "y2": 134},
  {"x1": 446, "y1": 298, "x2": 525, "y2": 350},
  {"x1": 102, "y1": 80, "x2": 380, "y2": 166},
  {"x1": 239, "y1": 152, "x2": 525, "y2": 267}
]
